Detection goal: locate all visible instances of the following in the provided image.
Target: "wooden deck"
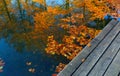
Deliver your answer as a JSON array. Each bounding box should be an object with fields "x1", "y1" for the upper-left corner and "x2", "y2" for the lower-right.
[{"x1": 58, "y1": 20, "x2": 120, "y2": 76}]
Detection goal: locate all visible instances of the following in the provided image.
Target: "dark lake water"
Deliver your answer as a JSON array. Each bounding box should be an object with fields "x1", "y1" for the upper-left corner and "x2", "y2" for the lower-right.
[{"x1": 0, "y1": 38, "x2": 68, "y2": 76}]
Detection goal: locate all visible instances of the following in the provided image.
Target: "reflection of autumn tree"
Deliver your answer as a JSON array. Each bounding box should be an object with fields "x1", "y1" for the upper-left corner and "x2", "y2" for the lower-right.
[
  {"x1": 1, "y1": 0, "x2": 12, "y2": 21},
  {"x1": 0, "y1": 0, "x2": 68, "y2": 52},
  {"x1": 73, "y1": 0, "x2": 110, "y2": 24},
  {"x1": 0, "y1": 20, "x2": 67, "y2": 52},
  {"x1": 0, "y1": 19, "x2": 33, "y2": 51},
  {"x1": 34, "y1": 12, "x2": 55, "y2": 31},
  {"x1": 65, "y1": 0, "x2": 70, "y2": 9},
  {"x1": 31, "y1": 0, "x2": 72, "y2": 51},
  {"x1": 0, "y1": 0, "x2": 46, "y2": 51},
  {"x1": 33, "y1": 0, "x2": 47, "y2": 10},
  {"x1": 0, "y1": 0, "x2": 34, "y2": 51}
]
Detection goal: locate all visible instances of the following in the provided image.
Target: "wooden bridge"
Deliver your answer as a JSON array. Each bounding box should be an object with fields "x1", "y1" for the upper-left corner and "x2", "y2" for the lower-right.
[{"x1": 58, "y1": 20, "x2": 120, "y2": 76}]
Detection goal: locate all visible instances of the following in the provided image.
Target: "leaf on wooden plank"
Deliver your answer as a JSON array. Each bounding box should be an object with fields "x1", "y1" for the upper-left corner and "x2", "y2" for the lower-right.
[
  {"x1": 87, "y1": 43, "x2": 91, "y2": 47},
  {"x1": 81, "y1": 58, "x2": 85, "y2": 62}
]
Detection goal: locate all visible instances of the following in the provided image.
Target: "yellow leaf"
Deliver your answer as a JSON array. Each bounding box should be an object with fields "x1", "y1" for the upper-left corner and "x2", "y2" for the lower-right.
[{"x1": 87, "y1": 43, "x2": 91, "y2": 47}]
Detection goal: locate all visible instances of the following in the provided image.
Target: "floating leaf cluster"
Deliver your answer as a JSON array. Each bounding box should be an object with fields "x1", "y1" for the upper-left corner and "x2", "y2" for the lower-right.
[{"x1": 46, "y1": 25, "x2": 101, "y2": 60}]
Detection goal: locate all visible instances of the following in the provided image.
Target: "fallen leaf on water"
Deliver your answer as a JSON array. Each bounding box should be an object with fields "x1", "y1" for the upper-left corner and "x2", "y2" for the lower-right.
[
  {"x1": 0, "y1": 66, "x2": 3, "y2": 72},
  {"x1": 0, "y1": 66, "x2": 3, "y2": 70},
  {"x1": 52, "y1": 73, "x2": 57, "y2": 76},
  {"x1": 26, "y1": 62, "x2": 32, "y2": 66},
  {"x1": 28, "y1": 68, "x2": 35, "y2": 73}
]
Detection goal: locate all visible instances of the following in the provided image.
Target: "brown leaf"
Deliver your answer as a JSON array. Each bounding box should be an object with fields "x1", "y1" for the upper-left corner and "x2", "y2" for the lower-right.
[
  {"x1": 87, "y1": 43, "x2": 91, "y2": 47},
  {"x1": 81, "y1": 58, "x2": 85, "y2": 62}
]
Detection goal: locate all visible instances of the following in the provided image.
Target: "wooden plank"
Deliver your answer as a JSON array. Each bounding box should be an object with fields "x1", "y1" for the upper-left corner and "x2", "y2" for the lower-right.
[
  {"x1": 72, "y1": 22, "x2": 120, "y2": 76},
  {"x1": 104, "y1": 49, "x2": 120, "y2": 76},
  {"x1": 88, "y1": 32, "x2": 120, "y2": 76},
  {"x1": 58, "y1": 20, "x2": 119, "y2": 76},
  {"x1": 118, "y1": 72, "x2": 120, "y2": 76}
]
